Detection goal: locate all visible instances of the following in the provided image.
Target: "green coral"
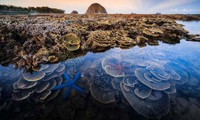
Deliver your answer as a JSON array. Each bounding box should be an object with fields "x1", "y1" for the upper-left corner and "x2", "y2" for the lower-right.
[{"x1": 61, "y1": 33, "x2": 81, "y2": 51}]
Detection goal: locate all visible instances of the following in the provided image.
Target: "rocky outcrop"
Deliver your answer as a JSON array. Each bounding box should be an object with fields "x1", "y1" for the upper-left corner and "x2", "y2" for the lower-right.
[
  {"x1": 71, "y1": 10, "x2": 78, "y2": 14},
  {"x1": 86, "y1": 3, "x2": 107, "y2": 14}
]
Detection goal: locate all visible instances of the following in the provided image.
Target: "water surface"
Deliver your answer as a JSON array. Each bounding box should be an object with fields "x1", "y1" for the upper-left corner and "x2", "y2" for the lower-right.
[{"x1": 0, "y1": 21, "x2": 200, "y2": 120}]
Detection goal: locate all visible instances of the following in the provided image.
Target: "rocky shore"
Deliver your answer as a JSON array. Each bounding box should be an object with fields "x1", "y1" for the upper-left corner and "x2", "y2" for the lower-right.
[{"x1": 0, "y1": 14, "x2": 199, "y2": 71}]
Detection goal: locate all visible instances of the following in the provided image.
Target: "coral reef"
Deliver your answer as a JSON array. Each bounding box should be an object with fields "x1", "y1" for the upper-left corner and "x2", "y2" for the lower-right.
[
  {"x1": 82, "y1": 30, "x2": 115, "y2": 51},
  {"x1": 0, "y1": 14, "x2": 198, "y2": 70}
]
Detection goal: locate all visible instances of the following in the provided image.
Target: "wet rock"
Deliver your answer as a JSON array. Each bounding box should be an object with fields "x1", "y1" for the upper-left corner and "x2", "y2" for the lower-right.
[
  {"x1": 187, "y1": 34, "x2": 200, "y2": 41},
  {"x1": 136, "y1": 36, "x2": 148, "y2": 45}
]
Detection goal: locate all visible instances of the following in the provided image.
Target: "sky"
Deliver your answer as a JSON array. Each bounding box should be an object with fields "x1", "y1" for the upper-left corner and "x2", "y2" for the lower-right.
[{"x1": 1, "y1": 0, "x2": 200, "y2": 14}]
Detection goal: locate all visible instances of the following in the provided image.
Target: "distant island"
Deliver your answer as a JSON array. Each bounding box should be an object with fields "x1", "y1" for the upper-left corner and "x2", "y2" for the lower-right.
[{"x1": 0, "y1": 4, "x2": 65, "y2": 15}]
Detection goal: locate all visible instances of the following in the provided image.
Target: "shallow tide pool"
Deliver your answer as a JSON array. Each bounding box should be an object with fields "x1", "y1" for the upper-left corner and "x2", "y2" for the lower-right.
[{"x1": 0, "y1": 21, "x2": 200, "y2": 120}]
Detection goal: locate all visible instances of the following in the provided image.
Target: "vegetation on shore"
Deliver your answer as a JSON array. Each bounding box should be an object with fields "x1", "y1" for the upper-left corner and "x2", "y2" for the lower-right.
[{"x1": 0, "y1": 4, "x2": 65, "y2": 13}]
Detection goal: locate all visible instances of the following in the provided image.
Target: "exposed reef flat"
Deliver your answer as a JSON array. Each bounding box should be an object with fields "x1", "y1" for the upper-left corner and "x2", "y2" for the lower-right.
[{"x1": 0, "y1": 14, "x2": 199, "y2": 71}]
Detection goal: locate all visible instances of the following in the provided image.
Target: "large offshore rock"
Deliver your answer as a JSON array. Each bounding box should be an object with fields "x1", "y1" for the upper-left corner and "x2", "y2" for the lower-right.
[
  {"x1": 86, "y1": 3, "x2": 107, "y2": 14},
  {"x1": 71, "y1": 10, "x2": 78, "y2": 14}
]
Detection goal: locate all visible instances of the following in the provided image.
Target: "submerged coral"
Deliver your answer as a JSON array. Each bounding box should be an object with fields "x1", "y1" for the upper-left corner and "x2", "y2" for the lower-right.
[
  {"x1": 101, "y1": 55, "x2": 132, "y2": 77},
  {"x1": 12, "y1": 63, "x2": 65, "y2": 102},
  {"x1": 135, "y1": 64, "x2": 187, "y2": 91},
  {"x1": 89, "y1": 63, "x2": 116, "y2": 104},
  {"x1": 116, "y1": 59, "x2": 188, "y2": 119},
  {"x1": 121, "y1": 81, "x2": 170, "y2": 119}
]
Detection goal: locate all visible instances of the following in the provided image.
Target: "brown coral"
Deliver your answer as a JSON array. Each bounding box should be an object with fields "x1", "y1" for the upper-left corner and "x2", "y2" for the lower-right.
[
  {"x1": 82, "y1": 30, "x2": 115, "y2": 51},
  {"x1": 143, "y1": 28, "x2": 163, "y2": 37},
  {"x1": 111, "y1": 30, "x2": 136, "y2": 48}
]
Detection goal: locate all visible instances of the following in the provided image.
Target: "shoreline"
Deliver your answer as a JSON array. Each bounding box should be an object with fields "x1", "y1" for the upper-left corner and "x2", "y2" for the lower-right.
[{"x1": 1, "y1": 14, "x2": 200, "y2": 20}]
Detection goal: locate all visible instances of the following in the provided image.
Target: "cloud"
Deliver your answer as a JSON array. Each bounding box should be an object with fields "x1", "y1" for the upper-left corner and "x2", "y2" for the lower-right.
[
  {"x1": 149, "y1": 8, "x2": 200, "y2": 14},
  {"x1": 1, "y1": 0, "x2": 139, "y2": 13},
  {"x1": 151, "y1": 0, "x2": 196, "y2": 10},
  {"x1": 168, "y1": 8, "x2": 200, "y2": 13},
  {"x1": 1, "y1": 0, "x2": 199, "y2": 14}
]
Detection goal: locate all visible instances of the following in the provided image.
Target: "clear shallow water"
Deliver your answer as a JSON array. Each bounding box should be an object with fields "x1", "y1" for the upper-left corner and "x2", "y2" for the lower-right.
[{"x1": 0, "y1": 21, "x2": 200, "y2": 120}]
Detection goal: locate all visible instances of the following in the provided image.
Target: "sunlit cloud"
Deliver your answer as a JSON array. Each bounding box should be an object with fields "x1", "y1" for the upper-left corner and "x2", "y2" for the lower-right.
[
  {"x1": 1, "y1": 0, "x2": 139, "y2": 13},
  {"x1": 0, "y1": 0, "x2": 199, "y2": 14}
]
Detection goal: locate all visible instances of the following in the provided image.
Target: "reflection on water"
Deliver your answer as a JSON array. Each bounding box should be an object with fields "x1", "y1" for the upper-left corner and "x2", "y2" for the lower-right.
[
  {"x1": 177, "y1": 21, "x2": 200, "y2": 34},
  {"x1": 0, "y1": 22, "x2": 200, "y2": 120}
]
